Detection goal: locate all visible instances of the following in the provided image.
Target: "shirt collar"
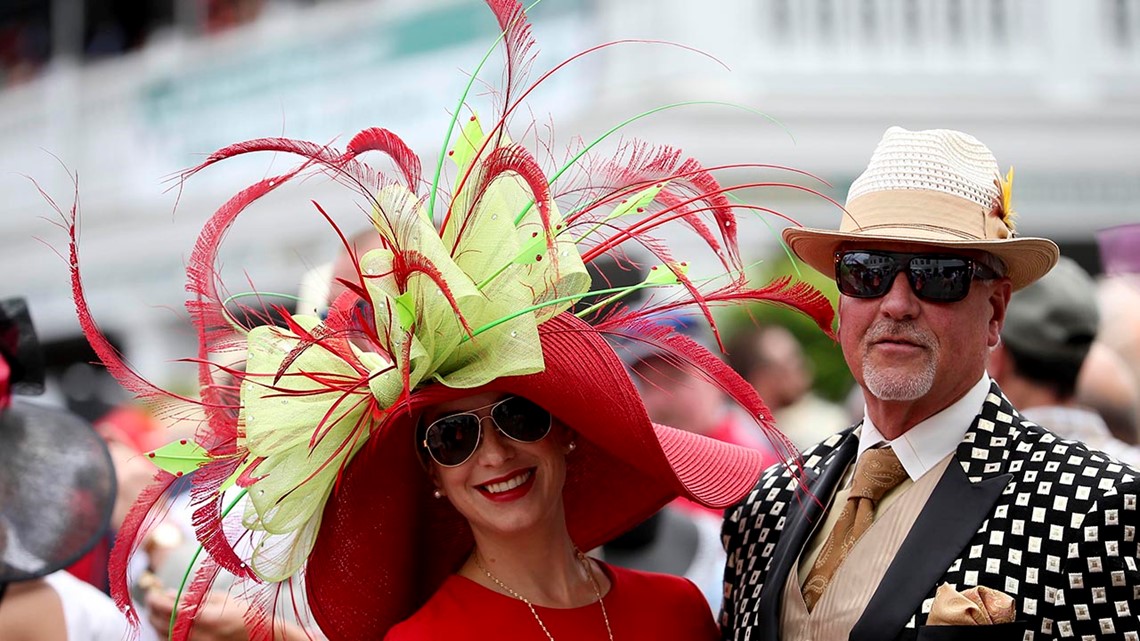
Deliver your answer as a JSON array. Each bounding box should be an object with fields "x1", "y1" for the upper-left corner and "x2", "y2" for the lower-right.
[{"x1": 858, "y1": 374, "x2": 992, "y2": 482}]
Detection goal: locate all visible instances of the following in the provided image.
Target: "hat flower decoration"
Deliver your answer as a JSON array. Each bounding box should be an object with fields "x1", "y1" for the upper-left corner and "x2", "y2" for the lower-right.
[
  {"x1": 61, "y1": 1, "x2": 836, "y2": 638},
  {"x1": 995, "y1": 166, "x2": 1016, "y2": 228}
]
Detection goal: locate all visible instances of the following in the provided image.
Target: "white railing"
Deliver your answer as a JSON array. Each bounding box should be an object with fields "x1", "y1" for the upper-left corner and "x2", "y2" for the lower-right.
[
  {"x1": 749, "y1": 0, "x2": 1140, "y2": 71},
  {"x1": 598, "y1": 0, "x2": 1140, "y2": 81},
  {"x1": 754, "y1": 0, "x2": 1036, "y2": 68}
]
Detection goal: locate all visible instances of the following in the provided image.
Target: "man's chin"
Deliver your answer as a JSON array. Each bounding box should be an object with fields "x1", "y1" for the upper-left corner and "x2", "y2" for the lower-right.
[{"x1": 863, "y1": 367, "x2": 935, "y2": 402}]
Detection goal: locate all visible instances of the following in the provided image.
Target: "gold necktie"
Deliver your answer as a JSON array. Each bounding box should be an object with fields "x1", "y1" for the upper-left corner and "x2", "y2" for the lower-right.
[{"x1": 801, "y1": 446, "x2": 908, "y2": 611}]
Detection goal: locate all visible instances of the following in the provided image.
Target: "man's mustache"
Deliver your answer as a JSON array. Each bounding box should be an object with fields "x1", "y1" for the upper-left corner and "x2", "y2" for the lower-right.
[{"x1": 865, "y1": 321, "x2": 937, "y2": 349}]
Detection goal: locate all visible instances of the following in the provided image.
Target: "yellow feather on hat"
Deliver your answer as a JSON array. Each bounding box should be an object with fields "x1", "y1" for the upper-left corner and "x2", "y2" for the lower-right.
[{"x1": 997, "y1": 166, "x2": 1017, "y2": 230}]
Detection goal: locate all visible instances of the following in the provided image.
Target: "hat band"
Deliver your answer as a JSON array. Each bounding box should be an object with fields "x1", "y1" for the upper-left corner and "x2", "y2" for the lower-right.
[{"x1": 843, "y1": 190, "x2": 1012, "y2": 242}]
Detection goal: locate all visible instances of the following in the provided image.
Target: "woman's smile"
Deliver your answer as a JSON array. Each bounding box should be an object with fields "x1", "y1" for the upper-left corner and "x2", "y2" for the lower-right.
[{"x1": 476, "y1": 468, "x2": 536, "y2": 502}]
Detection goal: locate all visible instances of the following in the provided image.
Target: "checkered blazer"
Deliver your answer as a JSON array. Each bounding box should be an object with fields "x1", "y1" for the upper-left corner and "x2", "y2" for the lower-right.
[{"x1": 721, "y1": 383, "x2": 1140, "y2": 641}]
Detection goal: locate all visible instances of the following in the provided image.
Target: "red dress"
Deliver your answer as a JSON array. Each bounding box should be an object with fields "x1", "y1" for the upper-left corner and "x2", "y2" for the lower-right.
[{"x1": 384, "y1": 562, "x2": 720, "y2": 640}]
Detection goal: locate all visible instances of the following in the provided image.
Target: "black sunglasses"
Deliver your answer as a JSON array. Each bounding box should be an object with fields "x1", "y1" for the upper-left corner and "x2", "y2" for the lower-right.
[
  {"x1": 421, "y1": 396, "x2": 552, "y2": 467},
  {"x1": 835, "y1": 250, "x2": 999, "y2": 303}
]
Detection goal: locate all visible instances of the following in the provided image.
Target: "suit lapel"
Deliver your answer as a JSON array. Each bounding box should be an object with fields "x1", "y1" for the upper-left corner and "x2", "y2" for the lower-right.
[
  {"x1": 849, "y1": 460, "x2": 1011, "y2": 641},
  {"x1": 849, "y1": 384, "x2": 1018, "y2": 641},
  {"x1": 757, "y1": 431, "x2": 858, "y2": 641}
]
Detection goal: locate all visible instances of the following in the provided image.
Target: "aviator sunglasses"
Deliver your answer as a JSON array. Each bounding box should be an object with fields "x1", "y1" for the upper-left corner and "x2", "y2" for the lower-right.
[
  {"x1": 421, "y1": 396, "x2": 553, "y2": 467},
  {"x1": 835, "y1": 250, "x2": 999, "y2": 303}
]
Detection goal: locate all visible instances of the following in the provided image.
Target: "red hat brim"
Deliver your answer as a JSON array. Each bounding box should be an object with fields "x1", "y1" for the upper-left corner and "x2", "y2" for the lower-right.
[{"x1": 305, "y1": 313, "x2": 766, "y2": 639}]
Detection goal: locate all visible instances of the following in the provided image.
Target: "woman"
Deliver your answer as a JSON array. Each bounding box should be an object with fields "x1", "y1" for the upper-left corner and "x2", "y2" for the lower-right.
[
  {"x1": 0, "y1": 298, "x2": 127, "y2": 641},
  {"x1": 65, "y1": 1, "x2": 836, "y2": 638},
  {"x1": 296, "y1": 308, "x2": 812, "y2": 639},
  {"x1": 385, "y1": 391, "x2": 719, "y2": 639}
]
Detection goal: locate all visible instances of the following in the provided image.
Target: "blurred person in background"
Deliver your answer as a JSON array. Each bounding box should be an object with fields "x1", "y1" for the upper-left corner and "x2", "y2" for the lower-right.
[
  {"x1": 145, "y1": 584, "x2": 314, "y2": 641},
  {"x1": 989, "y1": 256, "x2": 1140, "y2": 465},
  {"x1": 726, "y1": 324, "x2": 850, "y2": 450},
  {"x1": 600, "y1": 505, "x2": 727, "y2": 614},
  {"x1": 135, "y1": 231, "x2": 384, "y2": 640},
  {"x1": 0, "y1": 297, "x2": 127, "y2": 640},
  {"x1": 133, "y1": 328, "x2": 321, "y2": 641},
  {"x1": 1076, "y1": 343, "x2": 1140, "y2": 446},
  {"x1": 603, "y1": 313, "x2": 779, "y2": 613},
  {"x1": 583, "y1": 256, "x2": 788, "y2": 482},
  {"x1": 66, "y1": 403, "x2": 164, "y2": 594},
  {"x1": 1090, "y1": 222, "x2": 1140, "y2": 445},
  {"x1": 628, "y1": 316, "x2": 784, "y2": 484},
  {"x1": 1095, "y1": 222, "x2": 1140, "y2": 387},
  {"x1": 206, "y1": 0, "x2": 266, "y2": 33}
]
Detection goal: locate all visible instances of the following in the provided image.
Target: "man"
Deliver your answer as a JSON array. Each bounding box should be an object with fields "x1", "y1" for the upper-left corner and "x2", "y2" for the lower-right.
[
  {"x1": 726, "y1": 324, "x2": 850, "y2": 450},
  {"x1": 990, "y1": 256, "x2": 1140, "y2": 465},
  {"x1": 721, "y1": 127, "x2": 1139, "y2": 640}
]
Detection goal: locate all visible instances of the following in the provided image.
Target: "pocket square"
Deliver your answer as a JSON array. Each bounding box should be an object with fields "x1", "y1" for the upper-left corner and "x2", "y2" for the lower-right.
[{"x1": 927, "y1": 583, "x2": 1016, "y2": 626}]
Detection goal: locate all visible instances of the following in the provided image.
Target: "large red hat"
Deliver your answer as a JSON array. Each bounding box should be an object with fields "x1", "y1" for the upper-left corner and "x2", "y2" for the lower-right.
[{"x1": 306, "y1": 313, "x2": 766, "y2": 639}]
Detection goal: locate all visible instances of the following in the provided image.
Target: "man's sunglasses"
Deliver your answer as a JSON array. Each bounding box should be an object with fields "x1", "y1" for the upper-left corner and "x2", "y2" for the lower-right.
[
  {"x1": 421, "y1": 396, "x2": 552, "y2": 467},
  {"x1": 835, "y1": 250, "x2": 999, "y2": 303}
]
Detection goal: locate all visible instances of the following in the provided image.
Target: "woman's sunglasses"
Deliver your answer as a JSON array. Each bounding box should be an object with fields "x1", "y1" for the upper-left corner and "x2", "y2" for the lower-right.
[
  {"x1": 835, "y1": 250, "x2": 999, "y2": 303},
  {"x1": 421, "y1": 396, "x2": 553, "y2": 467}
]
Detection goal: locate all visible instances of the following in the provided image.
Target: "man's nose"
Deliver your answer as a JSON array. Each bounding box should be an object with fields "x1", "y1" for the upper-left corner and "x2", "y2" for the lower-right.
[{"x1": 879, "y1": 271, "x2": 921, "y2": 319}]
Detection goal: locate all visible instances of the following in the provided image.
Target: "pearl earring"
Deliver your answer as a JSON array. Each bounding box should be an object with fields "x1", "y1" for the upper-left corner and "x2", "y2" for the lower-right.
[
  {"x1": 433, "y1": 489, "x2": 443, "y2": 499},
  {"x1": 568, "y1": 441, "x2": 577, "y2": 453}
]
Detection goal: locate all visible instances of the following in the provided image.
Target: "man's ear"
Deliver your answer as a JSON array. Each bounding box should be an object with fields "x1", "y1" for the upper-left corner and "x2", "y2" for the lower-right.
[{"x1": 987, "y1": 279, "x2": 1013, "y2": 348}]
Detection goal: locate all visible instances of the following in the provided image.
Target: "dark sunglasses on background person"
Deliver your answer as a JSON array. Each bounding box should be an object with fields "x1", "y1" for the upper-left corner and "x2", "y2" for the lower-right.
[
  {"x1": 835, "y1": 250, "x2": 1000, "y2": 303},
  {"x1": 421, "y1": 396, "x2": 553, "y2": 467}
]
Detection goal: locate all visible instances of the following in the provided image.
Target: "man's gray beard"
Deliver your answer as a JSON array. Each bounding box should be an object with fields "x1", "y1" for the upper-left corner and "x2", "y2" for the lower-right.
[
  {"x1": 863, "y1": 355, "x2": 937, "y2": 401},
  {"x1": 861, "y1": 321, "x2": 938, "y2": 401}
]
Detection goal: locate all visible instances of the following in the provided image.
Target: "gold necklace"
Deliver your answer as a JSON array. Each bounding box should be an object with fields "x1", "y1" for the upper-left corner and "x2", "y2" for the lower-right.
[{"x1": 474, "y1": 548, "x2": 614, "y2": 641}]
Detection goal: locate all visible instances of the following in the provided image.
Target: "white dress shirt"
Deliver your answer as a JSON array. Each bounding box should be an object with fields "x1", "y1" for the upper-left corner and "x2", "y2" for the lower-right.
[{"x1": 858, "y1": 374, "x2": 992, "y2": 482}]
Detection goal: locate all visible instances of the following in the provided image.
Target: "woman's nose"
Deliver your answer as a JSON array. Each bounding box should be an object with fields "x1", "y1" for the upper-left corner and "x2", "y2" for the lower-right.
[{"x1": 472, "y1": 416, "x2": 512, "y2": 465}]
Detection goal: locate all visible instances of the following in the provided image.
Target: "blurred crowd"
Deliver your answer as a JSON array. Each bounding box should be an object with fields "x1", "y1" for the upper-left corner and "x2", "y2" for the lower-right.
[{"x1": 0, "y1": 0, "x2": 270, "y2": 88}]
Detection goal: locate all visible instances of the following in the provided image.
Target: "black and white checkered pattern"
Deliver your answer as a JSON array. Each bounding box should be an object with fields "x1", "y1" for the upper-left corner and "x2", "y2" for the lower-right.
[{"x1": 721, "y1": 383, "x2": 1140, "y2": 641}]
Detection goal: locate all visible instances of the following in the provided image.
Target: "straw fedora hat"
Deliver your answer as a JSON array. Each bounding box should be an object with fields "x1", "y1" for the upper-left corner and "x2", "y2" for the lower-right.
[{"x1": 783, "y1": 127, "x2": 1059, "y2": 291}]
